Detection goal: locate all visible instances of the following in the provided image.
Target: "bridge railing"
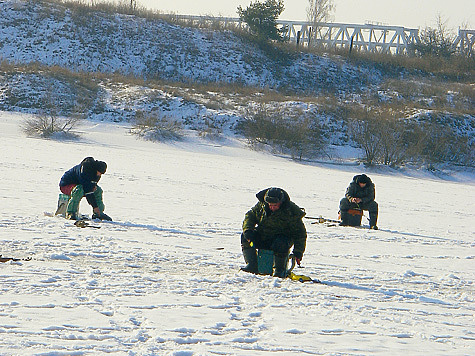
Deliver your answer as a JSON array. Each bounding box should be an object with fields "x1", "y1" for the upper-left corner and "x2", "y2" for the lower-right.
[
  {"x1": 452, "y1": 29, "x2": 475, "y2": 57},
  {"x1": 279, "y1": 21, "x2": 420, "y2": 55},
  {"x1": 165, "y1": 15, "x2": 473, "y2": 56}
]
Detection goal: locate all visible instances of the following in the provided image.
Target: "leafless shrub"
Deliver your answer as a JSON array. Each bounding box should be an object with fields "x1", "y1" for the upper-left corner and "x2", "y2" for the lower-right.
[
  {"x1": 348, "y1": 107, "x2": 411, "y2": 167},
  {"x1": 404, "y1": 120, "x2": 473, "y2": 166},
  {"x1": 196, "y1": 116, "x2": 224, "y2": 140},
  {"x1": 22, "y1": 112, "x2": 82, "y2": 138},
  {"x1": 236, "y1": 104, "x2": 323, "y2": 160},
  {"x1": 348, "y1": 117, "x2": 382, "y2": 166},
  {"x1": 131, "y1": 110, "x2": 183, "y2": 141},
  {"x1": 377, "y1": 116, "x2": 408, "y2": 167},
  {"x1": 21, "y1": 86, "x2": 84, "y2": 138},
  {"x1": 348, "y1": 107, "x2": 474, "y2": 168},
  {"x1": 285, "y1": 116, "x2": 323, "y2": 160}
]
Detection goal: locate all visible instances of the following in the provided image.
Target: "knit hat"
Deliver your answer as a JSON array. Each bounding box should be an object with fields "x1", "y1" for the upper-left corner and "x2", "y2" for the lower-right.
[
  {"x1": 95, "y1": 160, "x2": 107, "y2": 174},
  {"x1": 264, "y1": 187, "x2": 284, "y2": 204}
]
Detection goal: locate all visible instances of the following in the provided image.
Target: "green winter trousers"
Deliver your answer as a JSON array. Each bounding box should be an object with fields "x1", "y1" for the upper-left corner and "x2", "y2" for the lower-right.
[{"x1": 66, "y1": 185, "x2": 105, "y2": 215}]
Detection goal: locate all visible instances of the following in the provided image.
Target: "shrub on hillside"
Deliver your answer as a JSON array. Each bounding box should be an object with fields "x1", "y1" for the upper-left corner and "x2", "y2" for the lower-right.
[
  {"x1": 196, "y1": 116, "x2": 224, "y2": 140},
  {"x1": 236, "y1": 104, "x2": 323, "y2": 160},
  {"x1": 348, "y1": 117, "x2": 382, "y2": 166},
  {"x1": 404, "y1": 121, "x2": 473, "y2": 166},
  {"x1": 21, "y1": 87, "x2": 85, "y2": 139},
  {"x1": 131, "y1": 110, "x2": 183, "y2": 141},
  {"x1": 22, "y1": 112, "x2": 82, "y2": 139},
  {"x1": 349, "y1": 111, "x2": 474, "y2": 168}
]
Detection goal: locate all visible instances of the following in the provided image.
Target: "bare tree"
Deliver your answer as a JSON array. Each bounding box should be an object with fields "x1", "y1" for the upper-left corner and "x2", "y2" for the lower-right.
[{"x1": 307, "y1": 0, "x2": 334, "y2": 45}]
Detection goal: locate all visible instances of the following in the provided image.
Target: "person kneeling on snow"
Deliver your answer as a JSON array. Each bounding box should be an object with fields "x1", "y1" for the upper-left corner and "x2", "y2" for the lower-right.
[
  {"x1": 241, "y1": 187, "x2": 307, "y2": 278},
  {"x1": 339, "y1": 174, "x2": 378, "y2": 229},
  {"x1": 59, "y1": 157, "x2": 112, "y2": 221}
]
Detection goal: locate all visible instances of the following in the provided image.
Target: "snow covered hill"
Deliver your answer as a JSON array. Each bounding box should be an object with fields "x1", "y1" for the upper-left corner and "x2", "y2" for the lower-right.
[
  {"x1": 0, "y1": 0, "x2": 378, "y2": 93},
  {"x1": 1, "y1": 111, "x2": 474, "y2": 355}
]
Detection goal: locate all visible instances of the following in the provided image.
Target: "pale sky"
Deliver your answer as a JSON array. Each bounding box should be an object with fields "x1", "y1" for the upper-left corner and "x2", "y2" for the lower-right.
[{"x1": 140, "y1": 0, "x2": 473, "y2": 31}]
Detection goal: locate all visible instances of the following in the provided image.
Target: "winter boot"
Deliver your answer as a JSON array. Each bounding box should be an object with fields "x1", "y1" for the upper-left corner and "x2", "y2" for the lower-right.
[
  {"x1": 339, "y1": 210, "x2": 350, "y2": 226},
  {"x1": 369, "y1": 212, "x2": 378, "y2": 230},
  {"x1": 273, "y1": 253, "x2": 289, "y2": 278},
  {"x1": 92, "y1": 212, "x2": 112, "y2": 221},
  {"x1": 241, "y1": 247, "x2": 258, "y2": 274},
  {"x1": 65, "y1": 212, "x2": 78, "y2": 220}
]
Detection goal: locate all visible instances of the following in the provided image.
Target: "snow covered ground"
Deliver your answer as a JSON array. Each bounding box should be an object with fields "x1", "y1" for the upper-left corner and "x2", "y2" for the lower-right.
[{"x1": 1, "y1": 111, "x2": 474, "y2": 355}]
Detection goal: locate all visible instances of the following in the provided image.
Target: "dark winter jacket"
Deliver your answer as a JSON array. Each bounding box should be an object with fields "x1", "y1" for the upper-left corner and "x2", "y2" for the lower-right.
[
  {"x1": 242, "y1": 188, "x2": 307, "y2": 258},
  {"x1": 344, "y1": 174, "x2": 375, "y2": 205},
  {"x1": 59, "y1": 157, "x2": 102, "y2": 208}
]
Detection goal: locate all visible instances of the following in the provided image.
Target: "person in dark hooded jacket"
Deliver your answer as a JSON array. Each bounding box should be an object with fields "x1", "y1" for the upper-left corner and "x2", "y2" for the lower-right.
[
  {"x1": 59, "y1": 157, "x2": 111, "y2": 221},
  {"x1": 241, "y1": 187, "x2": 307, "y2": 278},
  {"x1": 339, "y1": 174, "x2": 378, "y2": 229}
]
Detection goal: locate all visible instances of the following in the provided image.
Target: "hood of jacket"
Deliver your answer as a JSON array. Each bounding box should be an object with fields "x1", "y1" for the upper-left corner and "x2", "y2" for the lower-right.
[
  {"x1": 255, "y1": 187, "x2": 290, "y2": 207},
  {"x1": 352, "y1": 174, "x2": 372, "y2": 185}
]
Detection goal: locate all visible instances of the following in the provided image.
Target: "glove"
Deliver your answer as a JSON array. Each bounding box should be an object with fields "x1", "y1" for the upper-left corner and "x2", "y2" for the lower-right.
[
  {"x1": 243, "y1": 229, "x2": 257, "y2": 243},
  {"x1": 293, "y1": 252, "x2": 303, "y2": 266}
]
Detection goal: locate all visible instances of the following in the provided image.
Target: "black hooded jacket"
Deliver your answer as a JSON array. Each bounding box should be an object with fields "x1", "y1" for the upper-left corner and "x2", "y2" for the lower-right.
[{"x1": 344, "y1": 174, "x2": 375, "y2": 205}]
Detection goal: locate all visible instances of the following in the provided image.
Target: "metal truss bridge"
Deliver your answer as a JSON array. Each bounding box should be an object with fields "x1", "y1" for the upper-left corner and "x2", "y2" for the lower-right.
[{"x1": 169, "y1": 15, "x2": 474, "y2": 56}]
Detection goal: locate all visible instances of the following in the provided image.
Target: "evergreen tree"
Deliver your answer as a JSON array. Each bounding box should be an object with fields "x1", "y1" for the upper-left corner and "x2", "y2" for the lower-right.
[{"x1": 237, "y1": 0, "x2": 285, "y2": 43}]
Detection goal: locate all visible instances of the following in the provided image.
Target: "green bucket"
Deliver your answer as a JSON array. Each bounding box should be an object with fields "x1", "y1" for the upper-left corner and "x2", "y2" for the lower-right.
[
  {"x1": 258, "y1": 249, "x2": 295, "y2": 277},
  {"x1": 257, "y1": 249, "x2": 274, "y2": 275}
]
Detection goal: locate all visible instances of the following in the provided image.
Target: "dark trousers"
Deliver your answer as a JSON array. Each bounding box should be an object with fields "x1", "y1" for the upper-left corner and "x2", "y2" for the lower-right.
[
  {"x1": 241, "y1": 232, "x2": 291, "y2": 254},
  {"x1": 339, "y1": 198, "x2": 378, "y2": 225}
]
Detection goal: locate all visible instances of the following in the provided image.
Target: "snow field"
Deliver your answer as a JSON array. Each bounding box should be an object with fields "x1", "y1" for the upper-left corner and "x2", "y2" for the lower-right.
[{"x1": 0, "y1": 112, "x2": 474, "y2": 355}]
